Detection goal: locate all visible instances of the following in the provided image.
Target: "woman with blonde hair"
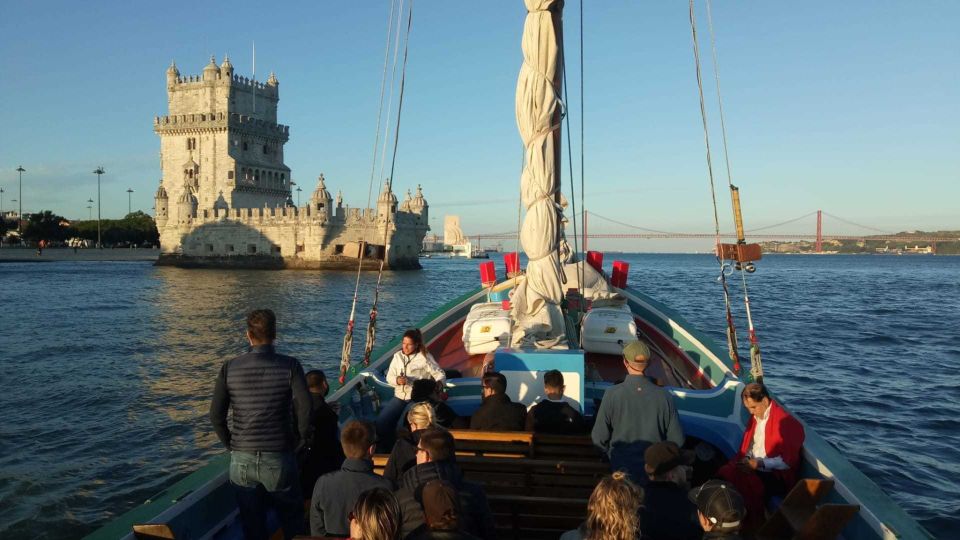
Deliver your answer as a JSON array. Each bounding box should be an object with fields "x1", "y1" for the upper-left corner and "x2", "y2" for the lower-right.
[
  {"x1": 349, "y1": 488, "x2": 401, "y2": 540},
  {"x1": 383, "y1": 401, "x2": 438, "y2": 483},
  {"x1": 560, "y1": 471, "x2": 644, "y2": 540}
]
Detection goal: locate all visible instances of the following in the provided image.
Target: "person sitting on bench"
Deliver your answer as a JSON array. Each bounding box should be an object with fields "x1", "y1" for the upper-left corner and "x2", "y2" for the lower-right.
[
  {"x1": 525, "y1": 369, "x2": 587, "y2": 435},
  {"x1": 384, "y1": 401, "x2": 438, "y2": 484},
  {"x1": 560, "y1": 471, "x2": 644, "y2": 540},
  {"x1": 641, "y1": 441, "x2": 701, "y2": 540},
  {"x1": 718, "y1": 382, "x2": 805, "y2": 529},
  {"x1": 469, "y1": 372, "x2": 526, "y2": 431},
  {"x1": 688, "y1": 480, "x2": 745, "y2": 539}
]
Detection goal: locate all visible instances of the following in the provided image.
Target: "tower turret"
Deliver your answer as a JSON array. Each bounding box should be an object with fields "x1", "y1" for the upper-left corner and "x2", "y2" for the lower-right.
[
  {"x1": 400, "y1": 189, "x2": 412, "y2": 212},
  {"x1": 310, "y1": 173, "x2": 333, "y2": 219},
  {"x1": 377, "y1": 179, "x2": 398, "y2": 220},
  {"x1": 155, "y1": 183, "x2": 169, "y2": 226},
  {"x1": 176, "y1": 184, "x2": 198, "y2": 223},
  {"x1": 267, "y1": 72, "x2": 279, "y2": 87},
  {"x1": 411, "y1": 184, "x2": 428, "y2": 226},
  {"x1": 220, "y1": 55, "x2": 234, "y2": 79},
  {"x1": 166, "y1": 61, "x2": 179, "y2": 86},
  {"x1": 203, "y1": 55, "x2": 219, "y2": 81}
]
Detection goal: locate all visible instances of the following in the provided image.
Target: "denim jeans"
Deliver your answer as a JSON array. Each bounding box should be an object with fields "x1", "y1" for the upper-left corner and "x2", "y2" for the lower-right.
[
  {"x1": 229, "y1": 450, "x2": 303, "y2": 540},
  {"x1": 375, "y1": 397, "x2": 409, "y2": 452}
]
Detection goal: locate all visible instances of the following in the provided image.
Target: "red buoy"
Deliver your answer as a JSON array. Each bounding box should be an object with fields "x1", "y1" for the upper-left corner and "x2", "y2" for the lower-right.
[
  {"x1": 479, "y1": 260, "x2": 496, "y2": 288},
  {"x1": 586, "y1": 251, "x2": 604, "y2": 272},
  {"x1": 504, "y1": 252, "x2": 520, "y2": 277},
  {"x1": 611, "y1": 260, "x2": 629, "y2": 288}
]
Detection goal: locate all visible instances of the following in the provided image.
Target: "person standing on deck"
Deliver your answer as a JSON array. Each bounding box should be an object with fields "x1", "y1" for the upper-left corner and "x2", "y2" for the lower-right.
[
  {"x1": 299, "y1": 369, "x2": 345, "y2": 497},
  {"x1": 378, "y1": 328, "x2": 446, "y2": 451},
  {"x1": 209, "y1": 309, "x2": 312, "y2": 540},
  {"x1": 717, "y1": 382, "x2": 804, "y2": 531},
  {"x1": 592, "y1": 340, "x2": 684, "y2": 485}
]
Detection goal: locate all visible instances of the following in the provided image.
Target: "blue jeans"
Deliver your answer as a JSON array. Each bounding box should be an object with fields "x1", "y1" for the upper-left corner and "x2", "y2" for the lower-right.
[
  {"x1": 375, "y1": 397, "x2": 409, "y2": 452},
  {"x1": 229, "y1": 450, "x2": 303, "y2": 540}
]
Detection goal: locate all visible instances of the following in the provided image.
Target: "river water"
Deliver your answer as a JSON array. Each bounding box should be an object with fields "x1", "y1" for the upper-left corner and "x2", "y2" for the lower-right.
[{"x1": 0, "y1": 254, "x2": 957, "y2": 539}]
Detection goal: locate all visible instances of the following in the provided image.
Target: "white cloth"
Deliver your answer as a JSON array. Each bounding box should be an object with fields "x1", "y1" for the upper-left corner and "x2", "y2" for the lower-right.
[
  {"x1": 526, "y1": 395, "x2": 581, "y2": 412},
  {"x1": 384, "y1": 350, "x2": 445, "y2": 400},
  {"x1": 747, "y1": 405, "x2": 789, "y2": 471},
  {"x1": 511, "y1": 0, "x2": 568, "y2": 350}
]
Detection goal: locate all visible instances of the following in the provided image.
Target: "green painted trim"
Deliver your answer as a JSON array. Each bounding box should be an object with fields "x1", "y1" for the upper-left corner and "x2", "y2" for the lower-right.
[{"x1": 83, "y1": 454, "x2": 229, "y2": 540}]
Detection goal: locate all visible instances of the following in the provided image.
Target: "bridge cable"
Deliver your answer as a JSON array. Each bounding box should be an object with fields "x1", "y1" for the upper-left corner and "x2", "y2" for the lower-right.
[
  {"x1": 340, "y1": 0, "x2": 402, "y2": 385},
  {"x1": 688, "y1": 0, "x2": 744, "y2": 378},
  {"x1": 363, "y1": 0, "x2": 415, "y2": 370},
  {"x1": 706, "y1": 0, "x2": 760, "y2": 381}
]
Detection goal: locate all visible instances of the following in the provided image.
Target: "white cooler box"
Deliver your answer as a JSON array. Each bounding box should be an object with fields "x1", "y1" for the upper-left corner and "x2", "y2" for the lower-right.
[
  {"x1": 463, "y1": 302, "x2": 512, "y2": 355},
  {"x1": 581, "y1": 305, "x2": 638, "y2": 355}
]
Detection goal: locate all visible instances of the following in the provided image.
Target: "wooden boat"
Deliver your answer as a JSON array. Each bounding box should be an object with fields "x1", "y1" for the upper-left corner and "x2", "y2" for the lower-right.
[{"x1": 86, "y1": 2, "x2": 934, "y2": 539}]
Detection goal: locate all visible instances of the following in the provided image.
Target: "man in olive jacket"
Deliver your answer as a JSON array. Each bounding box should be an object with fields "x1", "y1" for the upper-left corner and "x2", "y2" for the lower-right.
[{"x1": 210, "y1": 309, "x2": 312, "y2": 540}]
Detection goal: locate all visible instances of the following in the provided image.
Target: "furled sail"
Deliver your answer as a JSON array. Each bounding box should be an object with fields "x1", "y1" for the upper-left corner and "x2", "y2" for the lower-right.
[{"x1": 511, "y1": 0, "x2": 569, "y2": 349}]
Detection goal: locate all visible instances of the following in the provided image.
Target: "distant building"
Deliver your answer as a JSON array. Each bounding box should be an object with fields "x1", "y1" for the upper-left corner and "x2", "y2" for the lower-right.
[{"x1": 153, "y1": 57, "x2": 428, "y2": 269}]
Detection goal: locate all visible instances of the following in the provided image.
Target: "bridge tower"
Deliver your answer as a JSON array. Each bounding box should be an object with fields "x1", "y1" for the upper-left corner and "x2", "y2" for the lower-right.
[{"x1": 815, "y1": 210, "x2": 823, "y2": 253}]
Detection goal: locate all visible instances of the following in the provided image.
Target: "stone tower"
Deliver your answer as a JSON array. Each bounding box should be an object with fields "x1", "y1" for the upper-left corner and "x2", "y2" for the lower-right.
[{"x1": 154, "y1": 56, "x2": 292, "y2": 215}]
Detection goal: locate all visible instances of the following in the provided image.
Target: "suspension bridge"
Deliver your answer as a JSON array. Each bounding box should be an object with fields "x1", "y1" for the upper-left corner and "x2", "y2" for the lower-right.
[{"x1": 465, "y1": 210, "x2": 960, "y2": 253}]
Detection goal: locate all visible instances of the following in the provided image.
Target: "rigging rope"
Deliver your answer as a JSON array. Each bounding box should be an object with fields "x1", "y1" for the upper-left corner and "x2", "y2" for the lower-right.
[
  {"x1": 340, "y1": 0, "x2": 401, "y2": 385},
  {"x1": 363, "y1": 0, "x2": 415, "y2": 368},
  {"x1": 561, "y1": 8, "x2": 584, "y2": 328},
  {"x1": 688, "y1": 0, "x2": 742, "y2": 376}
]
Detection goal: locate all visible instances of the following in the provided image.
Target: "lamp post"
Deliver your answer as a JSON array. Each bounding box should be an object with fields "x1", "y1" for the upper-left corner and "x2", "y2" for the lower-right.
[
  {"x1": 0, "y1": 187, "x2": 4, "y2": 214},
  {"x1": 296, "y1": 186, "x2": 302, "y2": 207},
  {"x1": 126, "y1": 188, "x2": 134, "y2": 215},
  {"x1": 16, "y1": 166, "x2": 25, "y2": 245},
  {"x1": 87, "y1": 204, "x2": 92, "y2": 220},
  {"x1": 93, "y1": 166, "x2": 104, "y2": 248}
]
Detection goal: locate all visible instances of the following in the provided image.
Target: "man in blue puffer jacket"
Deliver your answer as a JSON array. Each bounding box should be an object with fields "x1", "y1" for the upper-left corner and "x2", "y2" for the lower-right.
[{"x1": 210, "y1": 309, "x2": 312, "y2": 540}]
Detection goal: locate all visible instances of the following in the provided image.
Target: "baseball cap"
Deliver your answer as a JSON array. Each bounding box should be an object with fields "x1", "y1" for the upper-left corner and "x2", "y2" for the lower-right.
[
  {"x1": 622, "y1": 340, "x2": 650, "y2": 367},
  {"x1": 689, "y1": 480, "x2": 745, "y2": 531},
  {"x1": 644, "y1": 441, "x2": 695, "y2": 476}
]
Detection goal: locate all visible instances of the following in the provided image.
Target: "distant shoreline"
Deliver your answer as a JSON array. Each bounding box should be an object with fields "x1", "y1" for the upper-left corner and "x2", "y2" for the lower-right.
[{"x1": 0, "y1": 247, "x2": 160, "y2": 263}]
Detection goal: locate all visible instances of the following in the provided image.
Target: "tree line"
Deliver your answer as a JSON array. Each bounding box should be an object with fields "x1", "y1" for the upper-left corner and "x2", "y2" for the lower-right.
[{"x1": 0, "y1": 210, "x2": 160, "y2": 247}]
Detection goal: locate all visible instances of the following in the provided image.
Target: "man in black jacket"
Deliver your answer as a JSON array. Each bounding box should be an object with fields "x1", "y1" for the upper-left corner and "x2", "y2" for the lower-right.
[
  {"x1": 396, "y1": 428, "x2": 496, "y2": 539},
  {"x1": 641, "y1": 441, "x2": 701, "y2": 540},
  {"x1": 299, "y1": 370, "x2": 345, "y2": 496},
  {"x1": 469, "y1": 372, "x2": 526, "y2": 431},
  {"x1": 210, "y1": 309, "x2": 312, "y2": 540},
  {"x1": 310, "y1": 420, "x2": 393, "y2": 537},
  {"x1": 525, "y1": 369, "x2": 587, "y2": 434}
]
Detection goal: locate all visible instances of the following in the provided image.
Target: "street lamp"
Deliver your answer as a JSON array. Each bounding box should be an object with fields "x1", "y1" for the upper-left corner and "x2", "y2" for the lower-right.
[
  {"x1": 93, "y1": 166, "x2": 104, "y2": 248},
  {"x1": 296, "y1": 186, "x2": 302, "y2": 207},
  {"x1": 87, "y1": 198, "x2": 94, "y2": 220},
  {"x1": 126, "y1": 188, "x2": 134, "y2": 215},
  {"x1": 0, "y1": 187, "x2": 4, "y2": 214},
  {"x1": 16, "y1": 166, "x2": 25, "y2": 245}
]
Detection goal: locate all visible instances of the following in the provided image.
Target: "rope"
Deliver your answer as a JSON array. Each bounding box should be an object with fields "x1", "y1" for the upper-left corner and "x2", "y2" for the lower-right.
[
  {"x1": 688, "y1": 0, "x2": 741, "y2": 376},
  {"x1": 364, "y1": 0, "x2": 414, "y2": 367},
  {"x1": 707, "y1": 0, "x2": 766, "y2": 381},
  {"x1": 561, "y1": 11, "x2": 583, "y2": 325},
  {"x1": 340, "y1": 0, "x2": 401, "y2": 385}
]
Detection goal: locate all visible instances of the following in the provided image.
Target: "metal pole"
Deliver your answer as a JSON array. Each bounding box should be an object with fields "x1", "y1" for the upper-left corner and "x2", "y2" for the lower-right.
[
  {"x1": 87, "y1": 198, "x2": 94, "y2": 221},
  {"x1": 93, "y1": 167, "x2": 104, "y2": 248},
  {"x1": 126, "y1": 188, "x2": 134, "y2": 215},
  {"x1": 296, "y1": 186, "x2": 302, "y2": 207},
  {"x1": 16, "y1": 166, "x2": 25, "y2": 245}
]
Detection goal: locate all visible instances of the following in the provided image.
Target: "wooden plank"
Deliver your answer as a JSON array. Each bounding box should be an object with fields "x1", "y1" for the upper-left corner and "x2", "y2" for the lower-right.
[
  {"x1": 795, "y1": 504, "x2": 860, "y2": 540},
  {"x1": 449, "y1": 430, "x2": 534, "y2": 444},
  {"x1": 132, "y1": 524, "x2": 176, "y2": 540}
]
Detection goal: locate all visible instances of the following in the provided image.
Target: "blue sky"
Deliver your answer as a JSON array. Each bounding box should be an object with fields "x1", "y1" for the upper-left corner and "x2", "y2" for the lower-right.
[{"x1": 1, "y1": 1, "x2": 957, "y2": 251}]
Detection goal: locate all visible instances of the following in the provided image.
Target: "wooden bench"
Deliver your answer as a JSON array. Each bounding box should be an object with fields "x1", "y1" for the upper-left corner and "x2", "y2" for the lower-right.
[
  {"x1": 446, "y1": 429, "x2": 602, "y2": 461},
  {"x1": 757, "y1": 479, "x2": 860, "y2": 540},
  {"x1": 489, "y1": 495, "x2": 589, "y2": 540}
]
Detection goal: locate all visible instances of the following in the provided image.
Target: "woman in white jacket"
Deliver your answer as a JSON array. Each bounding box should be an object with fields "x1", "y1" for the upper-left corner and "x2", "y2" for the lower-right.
[{"x1": 376, "y1": 328, "x2": 445, "y2": 449}]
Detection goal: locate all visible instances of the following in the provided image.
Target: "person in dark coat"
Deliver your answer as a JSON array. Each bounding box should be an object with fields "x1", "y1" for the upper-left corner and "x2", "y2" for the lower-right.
[
  {"x1": 469, "y1": 372, "x2": 526, "y2": 431},
  {"x1": 525, "y1": 369, "x2": 588, "y2": 434},
  {"x1": 210, "y1": 309, "x2": 312, "y2": 540},
  {"x1": 407, "y1": 480, "x2": 482, "y2": 540},
  {"x1": 299, "y1": 370, "x2": 345, "y2": 496},
  {"x1": 641, "y1": 442, "x2": 701, "y2": 540},
  {"x1": 395, "y1": 428, "x2": 496, "y2": 540},
  {"x1": 397, "y1": 378, "x2": 458, "y2": 431},
  {"x1": 384, "y1": 401, "x2": 438, "y2": 484},
  {"x1": 309, "y1": 420, "x2": 393, "y2": 537},
  {"x1": 591, "y1": 340, "x2": 684, "y2": 485},
  {"x1": 689, "y1": 480, "x2": 746, "y2": 540}
]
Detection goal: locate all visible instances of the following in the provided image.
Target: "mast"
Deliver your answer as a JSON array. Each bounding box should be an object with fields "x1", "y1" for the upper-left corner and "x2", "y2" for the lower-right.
[{"x1": 511, "y1": 0, "x2": 569, "y2": 349}]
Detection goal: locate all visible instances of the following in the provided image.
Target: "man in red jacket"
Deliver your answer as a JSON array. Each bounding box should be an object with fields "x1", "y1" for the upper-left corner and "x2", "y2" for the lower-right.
[{"x1": 719, "y1": 382, "x2": 805, "y2": 528}]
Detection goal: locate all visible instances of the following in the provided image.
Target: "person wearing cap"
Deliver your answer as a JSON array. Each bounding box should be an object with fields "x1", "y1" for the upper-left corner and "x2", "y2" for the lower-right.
[
  {"x1": 640, "y1": 442, "x2": 701, "y2": 540},
  {"x1": 591, "y1": 339, "x2": 684, "y2": 485},
  {"x1": 718, "y1": 382, "x2": 805, "y2": 529},
  {"x1": 689, "y1": 480, "x2": 745, "y2": 539},
  {"x1": 407, "y1": 480, "x2": 482, "y2": 540}
]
